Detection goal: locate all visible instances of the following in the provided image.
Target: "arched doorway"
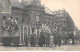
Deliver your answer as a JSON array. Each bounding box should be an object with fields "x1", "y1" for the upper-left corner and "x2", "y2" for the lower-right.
[{"x1": 23, "y1": 26, "x2": 28, "y2": 45}]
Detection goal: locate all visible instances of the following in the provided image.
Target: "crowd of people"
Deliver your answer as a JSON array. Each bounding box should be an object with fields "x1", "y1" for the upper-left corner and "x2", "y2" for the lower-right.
[{"x1": 24, "y1": 30, "x2": 63, "y2": 47}]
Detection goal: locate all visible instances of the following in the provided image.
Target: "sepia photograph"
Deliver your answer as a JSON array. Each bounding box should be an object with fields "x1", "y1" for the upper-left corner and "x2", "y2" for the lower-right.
[{"x1": 0, "y1": 0, "x2": 80, "y2": 51}]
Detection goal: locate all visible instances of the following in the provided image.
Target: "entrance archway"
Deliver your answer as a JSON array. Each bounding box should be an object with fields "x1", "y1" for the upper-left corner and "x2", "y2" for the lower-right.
[{"x1": 23, "y1": 26, "x2": 28, "y2": 44}]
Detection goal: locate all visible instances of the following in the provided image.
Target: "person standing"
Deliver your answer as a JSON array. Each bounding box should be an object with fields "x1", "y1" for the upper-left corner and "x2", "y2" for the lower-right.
[
  {"x1": 50, "y1": 35, "x2": 54, "y2": 48},
  {"x1": 33, "y1": 33, "x2": 37, "y2": 47},
  {"x1": 30, "y1": 33, "x2": 35, "y2": 47},
  {"x1": 45, "y1": 33, "x2": 50, "y2": 47},
  {"x1": 54, "y1": 29, "x2": 62, "y2": 47},
  {"x1": 38, "y1": 32, "x2": 45, "y2": 47},
  {"x1": 24, "y1": 34, "x2": 28, "y2": 46}
]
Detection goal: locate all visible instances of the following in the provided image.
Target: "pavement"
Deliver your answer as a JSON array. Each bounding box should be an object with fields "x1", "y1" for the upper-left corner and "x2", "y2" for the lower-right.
[{"x1": 0, "y1": 44, "x2": 80, "y2": 51}]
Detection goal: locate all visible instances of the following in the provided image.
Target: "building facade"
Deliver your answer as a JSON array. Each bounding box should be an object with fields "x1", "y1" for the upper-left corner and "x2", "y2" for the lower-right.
[
  {"x1": 53, "y1": 10, "x2": 75, "y2": 32},
  {"x1": 0, "y1": 0, "x2": 75, "y2": 44}
]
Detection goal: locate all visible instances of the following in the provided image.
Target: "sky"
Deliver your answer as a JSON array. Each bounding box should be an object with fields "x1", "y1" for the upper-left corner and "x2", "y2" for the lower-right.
[
  {"x1": 18, "y1": 0, "x2": 80, "y2": 29},
  {"x1": 18, "y1": 0, "x2": 21, "y2": 3}
]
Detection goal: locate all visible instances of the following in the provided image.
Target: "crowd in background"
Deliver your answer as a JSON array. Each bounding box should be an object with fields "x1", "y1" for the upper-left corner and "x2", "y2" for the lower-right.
[{"x1": 24, "y1": 29, "x2": 77, "y2": 48}]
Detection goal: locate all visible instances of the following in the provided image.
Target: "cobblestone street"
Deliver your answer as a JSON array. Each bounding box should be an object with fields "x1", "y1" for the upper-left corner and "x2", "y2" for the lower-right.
[{"x1": 0, "y1": 44, "x2": 80, "y2": 51}]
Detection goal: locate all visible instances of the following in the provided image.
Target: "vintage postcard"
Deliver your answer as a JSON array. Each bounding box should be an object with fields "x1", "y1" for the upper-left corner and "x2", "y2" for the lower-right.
[{"x1": 0, "y1": 0, "x2": 80, "y2": 51}]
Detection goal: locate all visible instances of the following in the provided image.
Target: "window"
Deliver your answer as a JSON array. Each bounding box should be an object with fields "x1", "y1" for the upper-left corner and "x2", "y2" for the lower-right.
[
  {"x1": 22, "y1": 17, "x2": 24, "y2": 22},
  {"x1": 48, "y1": 19, "x2": 50, "y2": 25},
  {"x1": 36, "y1": 15, "x2": 39, "y2": 22},
  {"x1": 49, "y1": 19, "x2": 51, "y2": 24},
  {"x1": 60, "y1": 11, "x2": 63, "y2": 13},
  {"x1": 55, "y1": 24, "x2": 57, "y2": 29},
  {"x1": 32, "y1": 27, "x2": 35, "y2": 33},
  {"x1": 9, "y1": 16, "x2": 12, "y2": 19},
  {"x1": 44, "y1": 19, "x2": 46, "y2": 24},
  {"x1": 52, "y1": 21, "x2": 53, "y2": 25},
  {"x1": 64, "y1": 22, "x2": 66, "y2": 25},
  {"x1": 3, "y1": 16, "x2": 6, "y2": 20},
  {"x1": 16, "y1": 16, "x2": 18, "y2": 21}
]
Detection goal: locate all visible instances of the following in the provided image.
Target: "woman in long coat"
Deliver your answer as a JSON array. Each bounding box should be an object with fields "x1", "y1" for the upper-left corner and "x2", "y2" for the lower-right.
[{"x1": 50, "y1": 35, "x2": 54, "y2": 48}]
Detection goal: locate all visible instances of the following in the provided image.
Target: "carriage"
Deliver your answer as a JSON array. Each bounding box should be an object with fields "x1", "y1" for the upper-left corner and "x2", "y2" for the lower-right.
[{"x1": 0, "y1": 18, "x2": 20, "y2": 46}]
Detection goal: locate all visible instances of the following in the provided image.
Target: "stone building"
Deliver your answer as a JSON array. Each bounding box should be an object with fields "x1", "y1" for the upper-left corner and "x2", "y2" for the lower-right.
[
  {"x1": 0, "y1": 0, "x2": 55, "y2": 43},
  {"x1": 0, "y1": 0, "x2": 75, "y2": 44},
  {"x1": 53, "y1": 10, "x2": 75, "y2": 32}
]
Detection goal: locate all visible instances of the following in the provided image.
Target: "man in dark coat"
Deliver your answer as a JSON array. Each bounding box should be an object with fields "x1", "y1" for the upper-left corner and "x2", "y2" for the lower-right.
[
  {"x1": 24, "y1": 34, "x2": 28, "y2": 46},
  {"x1": 45, "y1": 33, "x2": 50, "y2": 47},
  {"x1": 69, "y1": 32, "x2": 74, "y2": 44},
  {"x1": 38, "y1": 32, "x2": 45, "y2": 47},
  {"x1": 54, "y1": 30, "x2": 62, "y2": 47},
  {"x1": 30, "y1": 33, "x2": 36, "y2": 47}
]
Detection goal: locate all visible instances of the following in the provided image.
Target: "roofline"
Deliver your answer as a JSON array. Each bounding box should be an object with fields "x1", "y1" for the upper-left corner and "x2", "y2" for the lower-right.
[
  {"x1": 44, "y1": 13, "x2": 55, "y2": 16},
  {"x1": 12, "y1": 6, "x2": 24, "y2": 10}
]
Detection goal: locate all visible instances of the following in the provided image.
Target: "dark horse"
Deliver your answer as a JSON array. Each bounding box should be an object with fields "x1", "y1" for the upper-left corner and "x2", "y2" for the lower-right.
[{"x1": 62, "y1": 31, "x2": 74, "y2": 45}]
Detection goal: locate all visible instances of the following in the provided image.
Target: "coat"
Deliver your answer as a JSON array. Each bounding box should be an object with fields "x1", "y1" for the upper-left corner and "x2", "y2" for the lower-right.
[
  {"x1": 30, "y1": 34, "x2": 36, "y2": 46},
  {"x1": 50, "y1": 35, "x2": 54, "y2": 47},
  {"x1": 45, "y1": 36, "x2": 50, "y2": 45}
]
